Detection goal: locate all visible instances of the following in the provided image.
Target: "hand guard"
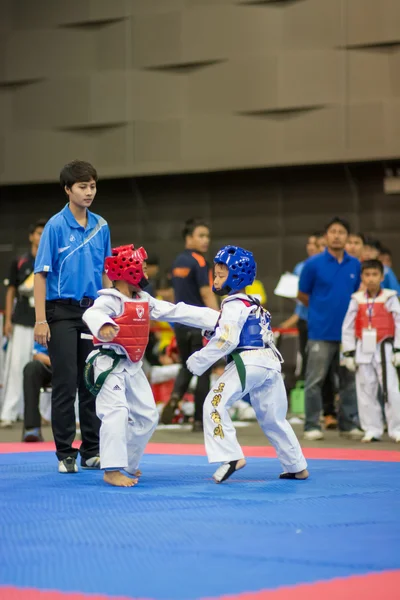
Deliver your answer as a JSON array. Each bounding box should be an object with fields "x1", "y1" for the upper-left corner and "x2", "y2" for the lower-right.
[
  {"x1": 392, "y1": 349, "x2": 400, "y2": 368},
  {"x1": 342, "y1": 351, "x2": 356, "y2": 372}
]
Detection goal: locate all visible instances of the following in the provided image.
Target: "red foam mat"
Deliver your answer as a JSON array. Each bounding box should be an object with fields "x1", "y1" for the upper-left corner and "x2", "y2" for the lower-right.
[
  {"x1": 2, "y1": 570, "x2": 400, "y2": 600},
  {"x1": 0, "y1": 441, "x2": 399, "y2": 461}
]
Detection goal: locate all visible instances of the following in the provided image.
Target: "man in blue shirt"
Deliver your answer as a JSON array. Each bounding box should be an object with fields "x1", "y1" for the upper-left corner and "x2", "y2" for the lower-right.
[
  {"x1": 298, "y1": 217, "x2": 362, "y2": 440},
  {"x1": 161, "y1": 218, "x2": 218, "y2": 431},
  {"x1": 34, "y1": 160, "x2": 111, "y2": 473}
]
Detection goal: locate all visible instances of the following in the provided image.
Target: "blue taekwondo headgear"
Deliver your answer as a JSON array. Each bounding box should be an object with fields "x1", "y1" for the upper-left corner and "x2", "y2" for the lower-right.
[{"x1": 213, "y1": 245, "x2": 257, "y2": 296}]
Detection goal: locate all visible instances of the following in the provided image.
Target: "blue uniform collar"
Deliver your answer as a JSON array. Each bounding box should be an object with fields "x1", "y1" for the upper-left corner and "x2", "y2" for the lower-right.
[
  {"x1": 61, "y1": 204, "x2": 97, "y2": 230},
  {"x1": 324, "y1": 248, "x2": 351, "y2": 263}
]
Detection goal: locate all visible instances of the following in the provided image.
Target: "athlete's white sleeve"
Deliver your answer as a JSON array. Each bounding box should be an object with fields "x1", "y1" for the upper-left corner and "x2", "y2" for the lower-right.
[
  {"x1": 341, "y1": 298, "x2": 358, "y2": 354},
  {"x1": 82, "y1": 293, "x2": 122, "y2": 340},
  {"x1": 387, "y1": 295, "x2": 400, "y2": 349},
  {"x1": 186, "y1": 300, "x2": 247, "y2": 376},
  {"x1": 147, "y1": 294, "x2": 219, "y2": 331}
]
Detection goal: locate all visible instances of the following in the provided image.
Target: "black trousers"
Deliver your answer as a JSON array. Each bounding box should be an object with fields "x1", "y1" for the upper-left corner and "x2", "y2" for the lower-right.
[
  {"x1": 172, "y1": 325, "x2": 210, "y2": 423},
  {"x1": 298, "y1": 318, "x2": 337, "y2": 417},
  {"x1": 23, "y1": 360, "x2": 52, "y2": 429},
  {"x1": 46, "y1": 301, "x2": 100, "y2": 461}
]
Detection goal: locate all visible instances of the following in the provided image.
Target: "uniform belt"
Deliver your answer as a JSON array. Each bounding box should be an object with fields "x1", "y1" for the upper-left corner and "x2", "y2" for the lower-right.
[{"x1": 51, "y1": 298, "x2": 94, "y2": 308}]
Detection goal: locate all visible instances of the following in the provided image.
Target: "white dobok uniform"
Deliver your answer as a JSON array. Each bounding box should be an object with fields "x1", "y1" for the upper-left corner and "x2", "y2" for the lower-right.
[
  {"x1": 83, "y1": 288, "x2": 218, "y2": 473},
  {"x1": 187, "y1": 294, "x2": 307, "y2": 474},
  {"x1": 342, "y1": 292, "x2": 400, "y2": 440}
]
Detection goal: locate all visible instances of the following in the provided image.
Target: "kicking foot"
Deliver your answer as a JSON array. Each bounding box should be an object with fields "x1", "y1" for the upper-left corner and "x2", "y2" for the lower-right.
[
  {"x1": 213, "y1": 458, "x2": 246, "y2": 483},
  {"x1": 279, "y1": 469, "x2": 309, "y2": 480},
  {"x1": 104, "y1": 470, "x2": 138, "y2": 487}
]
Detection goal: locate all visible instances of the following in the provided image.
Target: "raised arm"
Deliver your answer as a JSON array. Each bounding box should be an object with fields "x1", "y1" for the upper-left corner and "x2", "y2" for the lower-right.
[
  {"x1": 186, "y1": 300, "x2": 246, "y2": 376},
  {"x1": 148, "y1": 295, "x2": 219, "y2": 331}
]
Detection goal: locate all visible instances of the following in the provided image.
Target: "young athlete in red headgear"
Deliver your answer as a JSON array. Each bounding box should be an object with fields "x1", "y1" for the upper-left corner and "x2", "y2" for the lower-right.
[{"x1": 83, "y1": 244, "x2": 219, "y2": 487}]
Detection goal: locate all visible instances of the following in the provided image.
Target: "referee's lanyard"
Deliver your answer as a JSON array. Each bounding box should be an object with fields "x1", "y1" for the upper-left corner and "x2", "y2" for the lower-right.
[{"x1": 362, "y1": 292, "x2": 378, "y2": 353}]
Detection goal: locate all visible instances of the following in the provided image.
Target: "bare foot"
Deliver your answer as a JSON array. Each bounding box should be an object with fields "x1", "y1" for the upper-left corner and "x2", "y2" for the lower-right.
[
  {"x1": 213, "y1": 458, "x2": 246, "y2": 483},
  {"x1": 134, "y1": 469, "x2": 142, "y2": 477},
  {"x1": 279, "y1": 469, "x2": 309, "y2": 480},
  {"x1": 104, "y1": 470, "x2": 138, "y2": 487}
]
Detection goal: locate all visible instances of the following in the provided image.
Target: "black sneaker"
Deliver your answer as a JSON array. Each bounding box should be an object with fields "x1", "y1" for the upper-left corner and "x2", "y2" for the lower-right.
[
  {"x1": 58, "y1": 457, "x2": 78, "y2": 473},
  {"x1": 160, "y1": 394, "x2": 181, "y2": 425},
  {"x1": 192, "y1": 420, "x2": 204, "y2": 433},
  {"x1": 81, "y1": 456, "x2": 101, "y2": 470}
]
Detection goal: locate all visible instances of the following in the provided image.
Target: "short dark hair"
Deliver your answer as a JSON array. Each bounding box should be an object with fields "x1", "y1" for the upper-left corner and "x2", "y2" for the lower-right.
[
  {"x1": 324, "y1": 217, "x2": 351, "y2": 234},
  {"x1": 361, "y1": 259, "x2": 384, "y2": 274},
  {"x1": 379, "y1": 246, "x2": 392, "y2": 257},
  {"x1": 60, "y1": 160, "x2": 98, "y2": 190},
  {"x1": 146, "y1": 255, "x2": 160, "y2": 267},
  {"x1": 29, "y1": 218, "x2": 47, "y2": 235},
  {"x1": 182, "y1": 218, "x2": 209, "y2": 240},
  {"x1": 349, "y1": 232, "x2": 365, "y2": 243},
  {"x1": 363, "y1": 237, "x2": 380, "y2": 250}
]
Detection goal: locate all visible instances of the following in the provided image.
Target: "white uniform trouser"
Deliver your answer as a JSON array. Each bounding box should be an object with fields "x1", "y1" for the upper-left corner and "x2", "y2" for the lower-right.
[
  {"x1": 1, "y1": 325, "x2": 34, "y2": 422},
  {"x1": 95, "y1": 365, "x2": 159, "y2": 473},
  {"x1": 356, "y1": 356, "x2": 400, "y2": 440},
  {"x1": 203, "y1": 357, "x2": 307, "y2": 473}
]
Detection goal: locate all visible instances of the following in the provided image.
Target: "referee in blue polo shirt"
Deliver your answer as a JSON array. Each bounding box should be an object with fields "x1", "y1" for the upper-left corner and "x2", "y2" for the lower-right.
[
  {"x1": 298, "y1": 217, "x2": 362, "y2": 441},
  {"x1": 34, "y1": 160, "x2": 111, "y2": 473}
]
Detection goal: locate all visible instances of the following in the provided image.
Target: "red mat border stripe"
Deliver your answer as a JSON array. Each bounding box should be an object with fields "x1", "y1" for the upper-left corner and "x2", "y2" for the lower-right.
[
  {"x1": 1, "y1": 570, "x2": 400, "y2": 600},
  {"x1": 0, "y1": 441, "x2": 399, "y2": 461}
]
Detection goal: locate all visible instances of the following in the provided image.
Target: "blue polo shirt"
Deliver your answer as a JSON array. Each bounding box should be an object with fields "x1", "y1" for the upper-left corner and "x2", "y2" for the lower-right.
[
  {"x1": 299, "y1": 249, "x2": 361, "y2": 342},
  {"x1": 34, "y1": 204, "x2": 111, "y2": 301},
  {"x1": 293, "y1": 260, "x2": 308, "y2": 321}
]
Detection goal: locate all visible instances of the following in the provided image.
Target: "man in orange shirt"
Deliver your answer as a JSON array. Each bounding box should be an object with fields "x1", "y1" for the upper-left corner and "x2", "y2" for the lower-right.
[{"x1": 161, "y1": 218, "x2": 218, "y2": 431}]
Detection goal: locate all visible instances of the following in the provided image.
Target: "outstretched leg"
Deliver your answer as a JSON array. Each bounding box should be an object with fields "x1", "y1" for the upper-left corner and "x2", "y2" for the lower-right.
[{"x1": 250, "y1": 368, "x2": 308, "y2": 478}]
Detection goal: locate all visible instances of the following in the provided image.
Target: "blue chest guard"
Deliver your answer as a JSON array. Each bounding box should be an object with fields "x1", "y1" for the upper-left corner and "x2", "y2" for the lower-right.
[{"x1": 231, "y1": 297, "x2": 272, "y2": 350}]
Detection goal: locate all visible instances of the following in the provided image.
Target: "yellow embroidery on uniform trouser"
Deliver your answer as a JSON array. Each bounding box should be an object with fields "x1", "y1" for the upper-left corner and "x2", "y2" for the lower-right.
[
  {"x1": 210, "y1": 410, "x2": 221, "y2": 424},
  {"x1": 214, "y1": 424, "x2": 224, "y2": 439},
  {"x1": 211, "y1": 394, "x2": 222, "y2": 407},
  {"x1": 213, "y1": 383, "x2": 225, "y2": 394}
]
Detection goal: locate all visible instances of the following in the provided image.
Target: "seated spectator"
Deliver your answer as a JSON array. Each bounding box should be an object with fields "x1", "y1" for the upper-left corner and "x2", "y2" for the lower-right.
[{"x1": 22, "y1": 341, "x2": 52, "y2": 442}]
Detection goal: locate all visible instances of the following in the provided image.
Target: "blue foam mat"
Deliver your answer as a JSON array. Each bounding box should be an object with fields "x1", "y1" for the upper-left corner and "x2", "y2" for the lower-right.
[{"x1": 0, "y1": 452, "x2": 399, "y2": 600}]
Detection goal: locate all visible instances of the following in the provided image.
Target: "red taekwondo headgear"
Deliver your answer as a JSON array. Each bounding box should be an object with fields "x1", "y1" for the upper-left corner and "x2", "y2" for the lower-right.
[{"x1": 105, "y1": 244, "x2": 148, "y2": 289}]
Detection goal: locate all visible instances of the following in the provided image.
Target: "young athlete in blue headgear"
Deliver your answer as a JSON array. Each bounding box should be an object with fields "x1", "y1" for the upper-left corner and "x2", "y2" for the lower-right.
[{"x1": 187, "y1": 245, "x2": 309, "y2": 483}]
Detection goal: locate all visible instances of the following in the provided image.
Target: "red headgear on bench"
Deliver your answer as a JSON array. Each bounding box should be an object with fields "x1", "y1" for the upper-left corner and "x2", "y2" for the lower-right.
[{"x1": 105, "y1": 244, "x2": 148, "y2": 288}]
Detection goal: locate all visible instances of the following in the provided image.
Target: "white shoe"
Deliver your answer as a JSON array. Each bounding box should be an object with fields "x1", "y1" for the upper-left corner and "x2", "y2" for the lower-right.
[
  {"x1": 304, "y1": 429, "x2": 324, "y2": 441},
  {"x1": 0, "y1": 420, "x2": 13, "y2": 428},
  {"x1": 58, "y1": 457, "x2": 78, "y2": 473},
  {"x1": 348, "y1": 428, "x2": 365, "y2": 440},
  {"x1": 392, "y1": 434, "x2": 400, "y2": 443},
  {"x1": 361, "y1": 432, "x2": 381, "y2": 443}
]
